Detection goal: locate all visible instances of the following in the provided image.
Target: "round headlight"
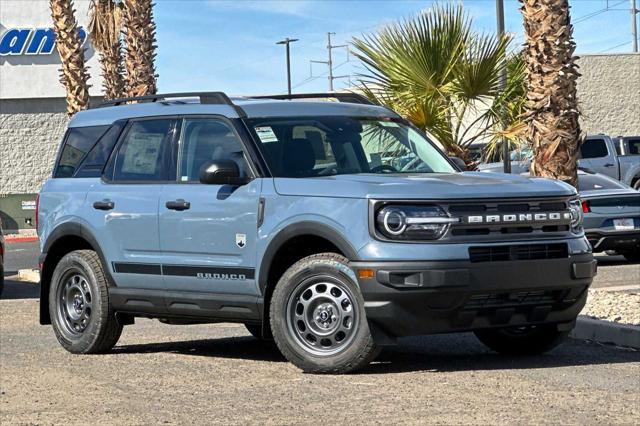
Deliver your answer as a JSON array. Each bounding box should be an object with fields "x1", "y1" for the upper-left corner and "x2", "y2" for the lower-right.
[
  {"x1": 382, "y1": 208, "x2": 407, "y2": 235},
  {"x1": 375, "y1": 204, "x2": 457, "y2": 240},
  {"x1": 568, "y1": 198, "x2": 584, "y2": 233}
]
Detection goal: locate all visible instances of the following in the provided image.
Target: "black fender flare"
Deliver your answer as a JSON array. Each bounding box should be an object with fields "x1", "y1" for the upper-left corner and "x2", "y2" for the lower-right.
[
  {"x1": 257, "y1": 220, "x2": 359, "y2": 294},
  {"x1": 39, "y1": 222, "x2": 113, "y2": 324}
]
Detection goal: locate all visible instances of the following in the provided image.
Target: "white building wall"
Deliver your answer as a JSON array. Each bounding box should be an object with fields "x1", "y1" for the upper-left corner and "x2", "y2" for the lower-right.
[
  {"x1": 576, "y1": 53, "x2": 640, "y2": 137},
  {"x1": 0, "y1": 0, "x2": 103, "y2": 99}
]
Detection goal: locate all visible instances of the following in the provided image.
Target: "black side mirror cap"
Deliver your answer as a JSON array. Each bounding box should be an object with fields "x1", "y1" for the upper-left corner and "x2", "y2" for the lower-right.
[
  {"x1": 199, "y1": 160, "x2": 250, "y2": 185},
  {"x1": 449, "y1": 156, "x2": 467, "y2": 171}
]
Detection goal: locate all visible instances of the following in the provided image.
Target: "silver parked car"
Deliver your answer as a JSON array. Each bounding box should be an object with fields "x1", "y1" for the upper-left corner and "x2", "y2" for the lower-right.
[
  {"x1": 479, "y1": 136, "x2": 640, "y2": 189},
  {"x1": 578, "y1": 171, "x2": 640, "y2": 261}
]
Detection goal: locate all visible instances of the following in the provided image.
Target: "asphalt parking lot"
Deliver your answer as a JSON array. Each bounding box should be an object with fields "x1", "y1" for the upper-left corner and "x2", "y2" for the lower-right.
[{"x1": 2, "y1": 242, "x2": 639, "y2": 424}]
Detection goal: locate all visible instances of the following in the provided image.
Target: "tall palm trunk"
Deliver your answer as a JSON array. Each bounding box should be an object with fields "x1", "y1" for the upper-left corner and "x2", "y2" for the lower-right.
[
  {"x1": 520, "y1": 0, "x2": 581, "y2": 187},
  {"x1": 88, "y1": 0, "x2": 125, "y2": 100},
  {"x1": 50, "y1": 0, "x2": 90, "y2": 116},
  {"x1": 122, "y1": 0, "x2": 157, "y2": 97}
]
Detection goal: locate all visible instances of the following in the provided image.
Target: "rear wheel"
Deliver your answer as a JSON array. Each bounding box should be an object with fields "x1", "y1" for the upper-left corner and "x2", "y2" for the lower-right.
[
  {"x1": 49, "y1": 250, "x2": 122, "y2": 354},
  {"x1": 474, "y1": 324, "x2": 569, "y2": 355},
  {"x1": 270, "y1": 253, "x2": 379, "y2": 374},
  {"x1": 622, "y1": 249, "x2": 640, "y2": 262}
]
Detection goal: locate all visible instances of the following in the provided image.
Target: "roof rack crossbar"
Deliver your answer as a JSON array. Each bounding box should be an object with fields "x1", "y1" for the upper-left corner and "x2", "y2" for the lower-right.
[
  {"x1": 249, "y1": 92, "x2": 374, "y2": 105},
  {"x1": 93, "y1": 91, "x2": 247, "y2": 117}
]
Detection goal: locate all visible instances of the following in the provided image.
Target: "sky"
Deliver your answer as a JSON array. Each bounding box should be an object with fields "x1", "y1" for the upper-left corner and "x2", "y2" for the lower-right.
[{"x1": 153, "y1": 0, "x2": 638, "y2": 95}]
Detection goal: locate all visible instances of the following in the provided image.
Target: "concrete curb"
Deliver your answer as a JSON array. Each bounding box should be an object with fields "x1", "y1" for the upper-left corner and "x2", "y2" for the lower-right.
[
  {"x1": 5, "y1": 235, "x2": 39, "y2": 244},
  {"x1": 571, "y1": 315, "x2": 640, "y2": 349},
  {"x1": 6, "y1": 269, "x2": 41, "y2": 283}
]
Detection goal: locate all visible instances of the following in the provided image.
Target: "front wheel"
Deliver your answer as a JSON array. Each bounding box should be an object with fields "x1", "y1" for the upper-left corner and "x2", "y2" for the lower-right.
[
  {"x1": 474, "y1": 324, "x2": 570, "y2": 355},
  {"x1": 49, "y1": 250, "x2": 122, "y2": 354},
  {"x1": 270, "y1": 253, "x2": 379, "y2": 374}
]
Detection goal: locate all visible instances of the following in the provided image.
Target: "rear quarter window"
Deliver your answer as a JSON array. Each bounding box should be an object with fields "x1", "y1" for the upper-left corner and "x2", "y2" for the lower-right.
[{"x1": 55, "y1": 125, "x2": 109, "y2": 178}]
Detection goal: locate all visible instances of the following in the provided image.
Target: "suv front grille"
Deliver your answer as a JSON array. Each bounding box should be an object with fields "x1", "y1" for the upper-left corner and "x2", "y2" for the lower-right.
[
  {"x1": 445, "y1": 198, "x2": 573, "y2": 242},
  {"x1": 469, "y1": 243, "x2": 568, "y2": 263},
  {"x1": 465, "y1": 290, "x2": 562, "y2": 309}
]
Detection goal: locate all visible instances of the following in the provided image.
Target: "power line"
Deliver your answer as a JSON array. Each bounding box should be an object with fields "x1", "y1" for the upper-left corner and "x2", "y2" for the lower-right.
[
  {"x1": 573, "y1": 0, "x2": 627, "y2": 24},
  {"x1": 598, "y1": 40, "x2": 632, "y2": 52}
]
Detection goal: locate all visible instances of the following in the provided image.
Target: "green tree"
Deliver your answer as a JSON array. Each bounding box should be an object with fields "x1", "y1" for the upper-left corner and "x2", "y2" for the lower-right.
[{"x1": 352, "y1": 4, "x2": 524, "y2": 165}]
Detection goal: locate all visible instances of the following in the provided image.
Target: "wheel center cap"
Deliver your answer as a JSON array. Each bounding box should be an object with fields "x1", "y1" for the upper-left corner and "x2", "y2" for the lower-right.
[
  {"x1": 73, "y1": 296, "x2": 83, "y2": 312},
  {"x1": 314, "y1": 303, "x2": 338, "y2": 330}
]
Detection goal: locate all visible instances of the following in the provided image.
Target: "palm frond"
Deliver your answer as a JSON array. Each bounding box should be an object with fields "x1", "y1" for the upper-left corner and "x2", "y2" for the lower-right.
[{"x1": 351, "y1": 3, "x2": 525, "y2": 164}]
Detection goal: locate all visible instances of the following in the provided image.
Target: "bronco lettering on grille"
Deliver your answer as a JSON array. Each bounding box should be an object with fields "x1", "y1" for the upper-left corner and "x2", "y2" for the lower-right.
[{"x1": 465, "y1": 212, "x2": 572, "y2": 224}]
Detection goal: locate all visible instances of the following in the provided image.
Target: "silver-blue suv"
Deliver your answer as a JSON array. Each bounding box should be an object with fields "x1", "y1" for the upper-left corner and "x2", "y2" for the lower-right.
[{"x1": 38, "y1": 92, "x2": 596, "y2": 373}]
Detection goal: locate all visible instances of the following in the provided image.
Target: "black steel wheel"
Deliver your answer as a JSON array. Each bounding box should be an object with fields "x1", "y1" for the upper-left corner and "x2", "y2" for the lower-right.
[
  {"x1": 270, "y1": 253, "x2": 379, "y2": 374},
  {"x1": 49, "y1": 250, "x2": 122, "y2": 354}
]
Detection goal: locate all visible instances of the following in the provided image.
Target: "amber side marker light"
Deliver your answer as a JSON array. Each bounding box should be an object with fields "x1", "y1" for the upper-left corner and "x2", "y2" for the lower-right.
[{"x1": 358, "y1": 268, "x2": 375, "y2": 279}]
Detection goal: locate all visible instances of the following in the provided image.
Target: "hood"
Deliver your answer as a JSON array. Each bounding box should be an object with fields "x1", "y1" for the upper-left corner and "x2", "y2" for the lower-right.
[{"x1": 274, "y1": 172, "x2": 577, "y2": 200}]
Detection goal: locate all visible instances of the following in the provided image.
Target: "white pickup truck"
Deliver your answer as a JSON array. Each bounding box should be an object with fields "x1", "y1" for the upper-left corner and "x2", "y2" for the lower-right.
[{"x1": 479, "y1": 135, "x2": 640, "y2": 189}]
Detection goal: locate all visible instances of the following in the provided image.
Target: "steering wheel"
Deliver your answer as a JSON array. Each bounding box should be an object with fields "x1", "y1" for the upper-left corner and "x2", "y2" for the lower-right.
[{"x1": 370, "y1": 164, "x2": 398, "y2": 173}]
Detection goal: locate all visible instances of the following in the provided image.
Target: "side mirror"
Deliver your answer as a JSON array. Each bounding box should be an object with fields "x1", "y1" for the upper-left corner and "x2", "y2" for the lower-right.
[
  {"x1": 449, "y1": 156, "x2": 467, "y2": 171},
  {"x1": 199, "y1": 160, "x2": 248, "y2": 185}
]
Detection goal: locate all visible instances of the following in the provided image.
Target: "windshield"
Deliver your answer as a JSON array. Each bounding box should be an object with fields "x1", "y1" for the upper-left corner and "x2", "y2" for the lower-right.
[{"x1": 247, "y1": 116, "x2": 456, "y2": 177}]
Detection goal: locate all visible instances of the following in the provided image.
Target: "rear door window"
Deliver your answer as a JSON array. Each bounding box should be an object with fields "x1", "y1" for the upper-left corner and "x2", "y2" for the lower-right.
[
  {"x1": 54, "y1": 125, "x2": 109, "y2": 177},
  {"x1": 74, "y1": 122, "x2": 126, "y2": 178},
  {"x1": 580, "y1": 139, "x2": 609, "y2": 159},
  {"x1": 109, "y1": 119, "x2": 176, "y2": 182}
]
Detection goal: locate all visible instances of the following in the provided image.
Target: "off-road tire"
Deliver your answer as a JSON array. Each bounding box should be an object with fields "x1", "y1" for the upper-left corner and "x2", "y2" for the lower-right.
[
  {"x1": 474, "y1": 324, "x2": 569, "y2": 355},
  {"x1": 49, "y1": 250, "x2": 122, "y2": 354},
  {"x1": 270, "y1": 253, "x2": 380, "y2": 374}
]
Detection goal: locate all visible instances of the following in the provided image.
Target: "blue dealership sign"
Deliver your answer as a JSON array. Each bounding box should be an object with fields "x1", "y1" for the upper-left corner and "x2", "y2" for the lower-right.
[{"x1": 0, "y1": 27, "x2": 87, "y2": 56}]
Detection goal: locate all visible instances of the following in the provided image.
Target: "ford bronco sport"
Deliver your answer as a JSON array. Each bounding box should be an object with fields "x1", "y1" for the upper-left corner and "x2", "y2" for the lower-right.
[{"x1": 38, "y1": 92, "x2": 596, "y2": 373}]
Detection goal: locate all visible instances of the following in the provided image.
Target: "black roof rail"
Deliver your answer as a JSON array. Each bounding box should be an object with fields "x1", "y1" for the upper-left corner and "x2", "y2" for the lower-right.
[
  {"x1": 249, "y1": 92, "x2": 374, "y2": 105},
  {"x1": 93, "y1": 91, "x2": 247, "y2": 117}
]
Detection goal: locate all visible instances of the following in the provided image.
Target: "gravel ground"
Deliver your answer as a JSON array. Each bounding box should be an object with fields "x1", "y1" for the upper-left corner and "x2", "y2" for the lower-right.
[
  {"x1": 583, "y1": 289, "x2": 640, "y2": 325},
  {"x1": 2, "y1": 299, "x2": 640, "y2": 425}
]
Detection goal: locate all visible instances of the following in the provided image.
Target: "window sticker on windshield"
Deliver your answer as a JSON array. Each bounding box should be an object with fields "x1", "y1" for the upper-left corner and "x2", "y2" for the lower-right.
[
  {"x1": 255, "y1": 126, "x2": 278, "y2": 143},
  {"x1": 380, "y1": 121, "x2": 400, "y2": 128}
]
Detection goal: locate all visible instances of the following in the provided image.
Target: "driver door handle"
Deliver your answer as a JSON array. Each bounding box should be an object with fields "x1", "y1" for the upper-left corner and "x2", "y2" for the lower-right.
[
  {"x1": 166, "y1": 199, "x2": 190, "y2": 211},
  {"x1": 93, "y1": 199, "x2": 114, "y2": 211},
  {"x1": 603, "y1": 163, "x2": 614, "y2": 167}
]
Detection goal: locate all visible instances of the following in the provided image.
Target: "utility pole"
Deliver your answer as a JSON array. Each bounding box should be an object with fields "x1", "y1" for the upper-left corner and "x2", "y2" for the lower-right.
[
  {"x1": 632, "y1": 0, "x2": 638, "y2": 53},
  {"x1": 276, "y1": 37, "x2": 298, "y2": 95},
  {"x1": 327, "y1": 32, "x2": 334, "y2": 91},
  {"x1": 310, "y1": 32, "x2": 349, "y2": 92},
  {"x1": 496, "y1": 0, "x2": 511, "y2": 174}
]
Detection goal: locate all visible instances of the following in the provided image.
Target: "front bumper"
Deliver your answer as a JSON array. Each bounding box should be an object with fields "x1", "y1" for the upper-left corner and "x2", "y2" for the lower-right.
[
  {"x1": 352, "y1": 253, "x2": 596, "y2": 340},
  {"x1": 585, "y1": 229, "x2": 640, "y2": 252}
]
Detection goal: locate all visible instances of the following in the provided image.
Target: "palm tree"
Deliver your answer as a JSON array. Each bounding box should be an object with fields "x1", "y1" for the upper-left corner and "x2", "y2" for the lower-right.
[
  {"x1": 49, "y1": 0, "x2": 90, "y2": 116},
  {"x1": 88, "y1": 0, "x2": 125, "y2": 100},
  {"x1": 122, "y1": 0, "x2": 157, "y2": 97},
  {"x1": 520, "y1": 0, "x2": 581, "y2": 187},
  {"x1": 352, "y1": 4, "x2": 523, "y2": 165}
]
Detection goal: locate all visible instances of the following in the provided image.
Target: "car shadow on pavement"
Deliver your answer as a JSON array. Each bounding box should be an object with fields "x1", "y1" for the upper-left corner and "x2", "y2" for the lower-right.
[
  {"x1": 359, "y1": 334, "x2": 640, "y2": 374},
  {"x1": 0, "y1": 278, "x2": 40, "y2": 300},
  {"x1": 113, "y1": 337, "x2": 287, "y2": 363},
  {"x1": 112, "y1": 332, "x2": 639, "y2": 372}
]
